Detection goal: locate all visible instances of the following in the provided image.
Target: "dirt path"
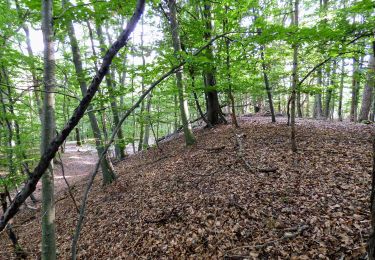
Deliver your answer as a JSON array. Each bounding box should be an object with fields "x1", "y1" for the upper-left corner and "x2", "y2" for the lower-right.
[{"x1": 30, "y1": 142, "x2": 98, "y2": 202}]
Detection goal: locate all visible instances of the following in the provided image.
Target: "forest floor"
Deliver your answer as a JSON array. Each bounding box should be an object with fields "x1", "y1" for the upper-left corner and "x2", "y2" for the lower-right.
[
  {"x1": 29, "y1": 142, "x2": 98, "y2": 202},
  {"x1": 0, "y1": 116, "x2": 374, "y2": 259}
]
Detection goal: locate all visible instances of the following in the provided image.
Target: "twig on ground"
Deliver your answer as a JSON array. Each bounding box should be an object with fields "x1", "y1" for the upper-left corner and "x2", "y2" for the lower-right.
[{"x1": 144, "y1": 207, "x2": 179, "y2": 224}]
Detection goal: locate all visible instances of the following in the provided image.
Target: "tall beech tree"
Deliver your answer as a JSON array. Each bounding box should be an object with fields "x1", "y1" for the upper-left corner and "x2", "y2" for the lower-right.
[
  {"x1": 359, "y1": 41, "x2": 375, "y2": 122},
  {"x1": 64, "y1": 0, "x2": 116, "y2": 185},
  {"x1": 290, "y1": 0, "x2": 298, "y2": 153},
  {"x1": 202, "y1": 0, "x2": 224, "y2": 125},
  {"x1": 41, "y1": 0, "x2": 57, "y2": 257},
  {"x1": 166, "y1": 0, "x2": 196, "y2": 146}
]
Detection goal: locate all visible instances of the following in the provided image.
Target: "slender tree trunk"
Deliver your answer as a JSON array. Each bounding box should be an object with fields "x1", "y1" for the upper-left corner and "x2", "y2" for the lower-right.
[
  {"x1": 65, "y1": 11, "x2": 116, "y2": 185},
  {"x1": 15, "y1": 0, "x2": 42, "y2": 121},
  {"x1": 137, "y1": 17, "x2": 147, "y2": 151},
  {"x1": 86, "y1": 20, "x2": 109, "y2": 142},
  {"x1": 359, "y1": 42, "x2": 375, "y2": 122},
  {"x1": 0, "y1": 67, "x2": 37, "y2": 203},
  {"x1": 96, "y1": 25, "x2": 126, "y2": 159},
  {"x1": 189, "y1": 67, "x2": 211, "y2": 126},
  {"x1": 41, "y1": 0, "x2": 56, "y2": 257},
  {"x1": 174, "y1": 93, "x2": 178, "y2": 131},
  {"x1": 75, "y1": 128, "x2": 82, "y2": 146},
  {"x1": 314, "y1": 69, "x2": 324, "y2": 118},
  {"x1": 290, "y1": 0, "x2": 298, "y2": 152},
  {"x1": 297, "y1": 92, "x2": 303, "y2": 118},
  {"x1": 0, "y1": 74, "x2": 16, "y2": 180},
  {"x1": 305, "y1": 94, "x2": 310, "y2": 117},
  {"x1": 350, "y1": 57, "x2": 360, "y2": 122},
  {"x1": 338, "y1": 59, "x2": 345, "y2": 121},
  {"x1": 325, "y1": 60, "x2": 336, "y2": 119},
  {"x1": 260, "y1": 44, "x2": 276, "y2": 122},
  {"x1": 224, "y1": 6, "x2": 239, "y2": 127},
  {"x1": 142, "y1": 92, "x2": 152, "y2": 148},
  {"x1": 167, "y1": 0, "x2": 196, "y2": 145}
]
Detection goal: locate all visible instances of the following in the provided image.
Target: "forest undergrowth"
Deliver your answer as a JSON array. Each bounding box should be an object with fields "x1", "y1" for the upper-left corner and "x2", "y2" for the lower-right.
[{"x1": 0, "y1": 117, "x2": 373, "y2": 259}]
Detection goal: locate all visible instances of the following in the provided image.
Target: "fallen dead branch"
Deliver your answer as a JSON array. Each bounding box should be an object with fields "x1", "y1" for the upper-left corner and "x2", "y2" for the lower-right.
[
  {"x1": 144, "y1": 207, "x2": 179, "y2": 225},
  {"x1": 234, "y1": 132, "x2": 253, "y2": 172},
  {"x1": 233, "y1": 131, "x2": 278, "y2": 174},
  {"x1": 204, "y1": 145, "x2": 226, "y2": 152}
]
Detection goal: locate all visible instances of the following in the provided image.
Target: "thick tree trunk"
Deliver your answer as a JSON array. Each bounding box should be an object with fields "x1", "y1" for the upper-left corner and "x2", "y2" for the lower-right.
[
  {"x1": 66, "y1": 13, "x2": 116, "y2": 185},
  {"x1": 167, "y1": 0, "x2": 196, "y2": 145},
  {"x1": 202, "y1": 0, "x2": 224, "y2": 125},
  {"x1": 41, "y1": 0, "x2": 57, "y2": 257},
  {"x1": 368, "y1": 134, "x2": 375, "y2": 259},
  {"x1": 359, "y1": 45, "x2": 375, "y2": 122}
]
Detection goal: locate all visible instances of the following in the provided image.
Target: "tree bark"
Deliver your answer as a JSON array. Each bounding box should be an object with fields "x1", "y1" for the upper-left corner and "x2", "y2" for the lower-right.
[
  {"x1": 314, "y1": 69, "x2": 324, "y2": 118},
  {"x1": 350, "y1": 57, "x2": 361, "y2": 122},
  {"x1": 138, "y1": 17, "x2": 146, "y2": 151},
  {"x1": 142, "y1": 92, "x2": 152, "y2": 148},
  {"x1": 325, "y1": 60, "x2": 336, "y2": 119},
  {"x1": 202, "y1": 0, "x2": 224, "y2": 125},
  {"x1": 260, "y1": 44, "x2": 276, "y2": 122},
  {"x1": 359, "y1": 42, "x2": 375, "y2": 122},
  {"x1": 338, "y1": 59, "x2": 345, "y2": 121},
  {"x1": 75, "y1": 128, "x2": 82, "y2": 146},
  {"x1": 368, "y1": 134, "x2": 375, "y2": 259},
  {"x1": 166, "y1": 0, "x2": 196, "y2": 146},
  {"x1": 290, "y1": 0, "x2": 298, "y2": 153},
  {"x1": 41, "y1": 0, "x2": 57, "y2": 257},
  {"x1": 224, "y1": 6, "x2": 239, "y2": 127}
]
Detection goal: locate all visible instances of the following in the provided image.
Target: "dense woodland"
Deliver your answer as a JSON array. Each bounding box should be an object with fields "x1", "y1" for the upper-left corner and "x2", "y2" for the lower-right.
[{"x1": 0, "y1": 0, "x2": 374, "y2": 259}]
